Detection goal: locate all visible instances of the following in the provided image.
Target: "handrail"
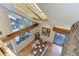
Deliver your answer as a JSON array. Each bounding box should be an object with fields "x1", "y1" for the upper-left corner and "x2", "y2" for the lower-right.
[{"x1": 0, "y1": 40, "x2": 16, "y2": 56}]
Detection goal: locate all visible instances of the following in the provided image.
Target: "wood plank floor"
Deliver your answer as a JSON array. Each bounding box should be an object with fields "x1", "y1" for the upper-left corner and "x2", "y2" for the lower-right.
[
  {"x1": 45, "y1": 44, "x2": 62, "y2": 56},
  {"x1": 16, "y1": 39, "x2": 51, "y2": 56},
  {"x1": 16, "y1": 39, "x2": 36, "y2": 56},
  {"x1": 16, "y1": 39, "x2": 62, "y2": 56}
]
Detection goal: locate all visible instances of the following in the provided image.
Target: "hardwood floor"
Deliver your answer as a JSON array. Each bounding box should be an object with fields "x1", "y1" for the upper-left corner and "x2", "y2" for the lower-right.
[
  {"x1": 45, "y1": 44, "x2": 62, "y2": 56},
  {"x1": 16, "y1": 39, "x2": 51, "y2": 56},
  {"x1": 16, "y1": 39, "x2": 62, "y2": 56},
  {"x1": 16, "y1": 39, "x2": 36, "y2": 56}
]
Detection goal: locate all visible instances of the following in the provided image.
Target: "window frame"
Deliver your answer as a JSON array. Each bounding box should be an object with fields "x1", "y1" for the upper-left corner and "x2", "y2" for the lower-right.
[
  {"x1": 53, "y1": 32, "x2": 67, "y2": 46},
  {"x1": 8, "y1": 14, "x2": 33, "y2": 44}
]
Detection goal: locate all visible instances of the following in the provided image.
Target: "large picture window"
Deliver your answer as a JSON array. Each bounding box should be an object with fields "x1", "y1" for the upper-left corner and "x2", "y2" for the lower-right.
[
  {"x1": 54, "y1": 32, "x2": 67, "y2": 46},
  {"x1": 9, "y1": 15, "x2": 33, "y2": 44}
]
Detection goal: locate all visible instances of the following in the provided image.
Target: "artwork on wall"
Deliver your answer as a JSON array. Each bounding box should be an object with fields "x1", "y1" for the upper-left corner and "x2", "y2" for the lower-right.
[{"x1": 42, "y1": 27, "x2": 50, "y2": 37}]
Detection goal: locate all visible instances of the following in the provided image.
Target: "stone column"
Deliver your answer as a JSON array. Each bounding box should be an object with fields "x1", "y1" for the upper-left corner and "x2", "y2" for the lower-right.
[{"x1": 61, "y1": 21, "x2": 79, "y2": 56}]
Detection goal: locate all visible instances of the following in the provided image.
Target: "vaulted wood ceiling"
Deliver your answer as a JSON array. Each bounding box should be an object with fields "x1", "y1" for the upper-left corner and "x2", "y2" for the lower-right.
[{"x1": 15, "y1": 3, "x2": 48, "y2": 22}]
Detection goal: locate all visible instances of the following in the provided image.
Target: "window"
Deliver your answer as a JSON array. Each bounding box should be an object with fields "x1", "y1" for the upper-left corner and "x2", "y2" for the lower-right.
[
  {"x1": 9, "y1": 15, "x2": 33, "y2": 44},
  {"x1": 54, "y1": 32, "x2": 67, "y2": 46}
]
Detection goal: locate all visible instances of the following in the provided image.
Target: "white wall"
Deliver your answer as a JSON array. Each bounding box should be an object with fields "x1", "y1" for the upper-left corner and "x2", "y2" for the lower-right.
[
  {"x1": 37, "y1": 3, "x2": 79, "y2": 28},
  {"x1": 0, "y1": 6, "x2": 12, "y2": 36},
  {"x1": 0, "y1": 3, "x2": 16, "y2": 12},
  {"x1": 39, "y1": 22, "x2": 55, "y2": 43}
]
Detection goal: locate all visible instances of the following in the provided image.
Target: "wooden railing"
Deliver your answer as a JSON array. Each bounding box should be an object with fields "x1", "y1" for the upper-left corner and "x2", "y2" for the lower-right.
[
  {"x1": 0, "y1": 23, "x2": 39, "y2": 42},
  {"x1": 0, "y1": 40, "x2": 16, "y2": 56}
]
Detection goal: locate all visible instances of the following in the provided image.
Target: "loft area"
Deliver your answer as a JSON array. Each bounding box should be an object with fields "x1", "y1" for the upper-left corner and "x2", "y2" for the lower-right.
[
  {"x1": 0, "y1": 3, "x2": 79, "y2": 56},
  {"x1": 0, "y1": 3, "x2": 74, "y2": 56}
]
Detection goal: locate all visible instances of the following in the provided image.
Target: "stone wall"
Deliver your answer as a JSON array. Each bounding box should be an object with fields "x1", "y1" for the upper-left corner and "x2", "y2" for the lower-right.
[{"x1": 61, "y1": 21, "x2": 79, "y2": 56}]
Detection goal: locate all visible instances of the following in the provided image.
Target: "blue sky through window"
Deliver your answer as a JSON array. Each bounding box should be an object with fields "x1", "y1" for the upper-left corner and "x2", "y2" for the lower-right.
[{"x1": 54, "y1": 32, "x2": 66, "y2": 46}]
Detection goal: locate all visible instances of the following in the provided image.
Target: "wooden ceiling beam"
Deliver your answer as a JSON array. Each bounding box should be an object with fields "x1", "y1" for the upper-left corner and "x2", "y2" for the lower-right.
[
  {"x1": 53, "y1": 27, "x2": 71, "y2": 34},
  {"x1": 0, "y1": 23, "x2": 39, "y2": 42},
  {"x1": 15, "y1": 3, "x2": 48, "y2": 21}
]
